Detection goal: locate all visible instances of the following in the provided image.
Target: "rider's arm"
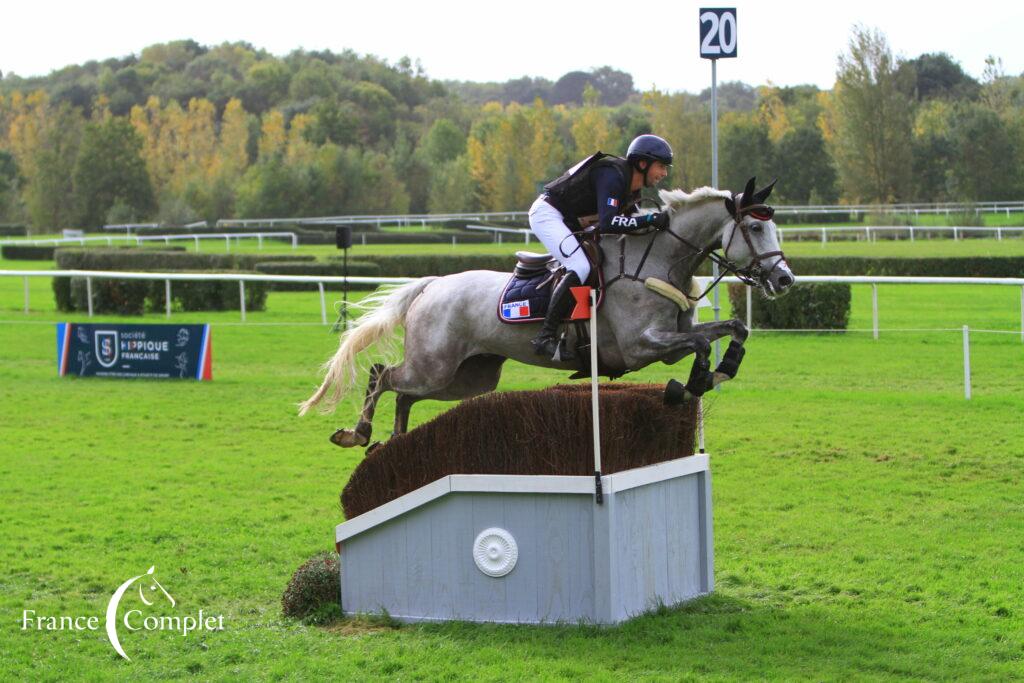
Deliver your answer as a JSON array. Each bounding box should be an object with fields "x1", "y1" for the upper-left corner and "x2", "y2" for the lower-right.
[{"x1": 594, "y1": 167, "x2": 667, "y2": 233}]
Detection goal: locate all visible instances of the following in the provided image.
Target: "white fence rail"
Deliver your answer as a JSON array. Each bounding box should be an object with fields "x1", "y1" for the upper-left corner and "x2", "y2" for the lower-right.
[
  {"x1": 3, "y1": 271, "x2": 1023, "y2": 344},
  {"x1": 0, "y1": 232, "x2": 298, "y2": 251}
]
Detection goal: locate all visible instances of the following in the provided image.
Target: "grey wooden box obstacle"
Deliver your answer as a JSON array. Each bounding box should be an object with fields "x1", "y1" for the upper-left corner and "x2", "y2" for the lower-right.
[{"x1": 335, "y1": 453, "x2": 713, "y2": 624}]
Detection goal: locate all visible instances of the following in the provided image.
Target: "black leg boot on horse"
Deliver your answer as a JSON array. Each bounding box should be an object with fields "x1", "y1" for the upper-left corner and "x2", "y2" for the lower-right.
[{"x1": 532, "y1": 271, "x2": 582, "y2": 362}]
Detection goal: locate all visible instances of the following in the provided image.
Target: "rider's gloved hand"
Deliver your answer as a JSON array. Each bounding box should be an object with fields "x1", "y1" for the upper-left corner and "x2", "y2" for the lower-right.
[{"x1": 644, "y1": 212, "x2": 670, "y2": 229}]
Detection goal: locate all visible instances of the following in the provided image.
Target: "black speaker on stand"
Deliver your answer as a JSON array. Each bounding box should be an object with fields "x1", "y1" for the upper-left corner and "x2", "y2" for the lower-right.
[{"x1": 332, "y1": 225, "x2": 353, "y2": 333}]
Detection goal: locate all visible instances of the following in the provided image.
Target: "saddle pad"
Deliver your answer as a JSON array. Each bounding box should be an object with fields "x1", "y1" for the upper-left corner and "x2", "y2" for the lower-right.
[{"x1": 497, "y1": 270, "x2": 604, "y2": 324}]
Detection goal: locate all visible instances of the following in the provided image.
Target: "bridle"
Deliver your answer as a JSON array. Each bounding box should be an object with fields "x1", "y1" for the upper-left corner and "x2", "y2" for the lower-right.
[{"x1": 603, "y1": 198, "x2": 789, "y2": 301}]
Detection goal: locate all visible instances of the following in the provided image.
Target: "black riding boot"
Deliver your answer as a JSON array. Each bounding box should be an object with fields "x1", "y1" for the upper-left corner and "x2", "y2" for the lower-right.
[{"x1": 532, "y1": 271, "x2": 582, "y2": 361}]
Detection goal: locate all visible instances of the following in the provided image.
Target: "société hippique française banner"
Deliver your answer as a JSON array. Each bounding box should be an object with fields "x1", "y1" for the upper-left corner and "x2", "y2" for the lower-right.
[{"x1": 57, "y1": 323, "x2": 212, "y2": 380}]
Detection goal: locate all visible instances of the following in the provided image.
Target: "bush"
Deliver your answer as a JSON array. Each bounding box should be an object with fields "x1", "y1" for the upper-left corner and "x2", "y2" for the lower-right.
[
  {"x1": 52, "y1": 249, "x2": 280, "y2": 314},
  {"x1": 356, "y1": 253, "x2": 514, "y2": 277},
  {"x1": 282, "y1": 551, "x2": 340, "y2": 621},
  {"x1": 1, "y1": 245, "x2": 56, "y2": 260},
  {"x1": 0, "y1": 224, "x2": 28, "y2": 237},
  {"x1": 728, "y1": 283, "x2": 851, "y2": 330},
  {"x1": 787, "y1": 256, "x2": 1024, "y2": 278},
  {"x1": 254, "y1": 260, "x2": 382, "y2": 291}
]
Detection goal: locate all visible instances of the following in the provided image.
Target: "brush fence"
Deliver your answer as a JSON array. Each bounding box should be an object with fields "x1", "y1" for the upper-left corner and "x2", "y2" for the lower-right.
[{"x1": 334, "y1": 454, "x2": 713, "y2": 624}]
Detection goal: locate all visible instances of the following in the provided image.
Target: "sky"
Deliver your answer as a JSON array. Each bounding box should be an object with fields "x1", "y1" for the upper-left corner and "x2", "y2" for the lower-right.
[{"x1": 2, "y1": 0, "x2": 1022, "y2": 93}]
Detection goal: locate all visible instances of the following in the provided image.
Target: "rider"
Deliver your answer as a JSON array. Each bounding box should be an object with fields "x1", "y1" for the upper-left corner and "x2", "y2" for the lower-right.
[{"x1": 528, "y1": 134, "x2": 674, "y2": 361}]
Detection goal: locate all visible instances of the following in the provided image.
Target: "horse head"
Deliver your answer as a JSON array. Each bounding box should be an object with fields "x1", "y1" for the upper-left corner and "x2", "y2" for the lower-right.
[{"x1": 722, "y1": 177, "x2": 795, "y2": 298}]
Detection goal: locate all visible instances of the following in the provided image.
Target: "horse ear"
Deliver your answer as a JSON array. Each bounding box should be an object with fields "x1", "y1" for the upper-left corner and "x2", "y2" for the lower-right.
[
  {"x1": 753, "y1": 178, "x2": 777, "y2": 204},
  {"x1": 741, "y1": 177, "x2": 756, "y2": 206},
  {"x1": 724, "y1": 196, "x2": 736, "y2": 216}
]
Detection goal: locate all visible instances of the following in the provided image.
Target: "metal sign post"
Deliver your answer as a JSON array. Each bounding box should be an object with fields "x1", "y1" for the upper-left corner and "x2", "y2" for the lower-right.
[
  {"x1": 700, "y1": 7, "x2": 737, "y2": 373},
  {"x1": 589, "y1": 288, "x2": 603, "y2": 504}
]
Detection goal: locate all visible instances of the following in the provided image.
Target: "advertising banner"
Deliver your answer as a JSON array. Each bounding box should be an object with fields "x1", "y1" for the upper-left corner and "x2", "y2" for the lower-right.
[{"x1": 57, "y1": 323, "x2": 212, "y2": 380}]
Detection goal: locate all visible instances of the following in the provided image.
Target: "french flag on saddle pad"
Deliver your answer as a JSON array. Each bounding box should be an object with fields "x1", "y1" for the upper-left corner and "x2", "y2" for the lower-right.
[{"x1": 501, "y1": 300, "x2": 531, "y2": 320}]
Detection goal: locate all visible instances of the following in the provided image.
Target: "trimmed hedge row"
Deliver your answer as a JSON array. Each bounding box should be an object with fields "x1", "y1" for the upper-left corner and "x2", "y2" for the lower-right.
[
  {"x1": 54, "y1": 248, "x2": 314, "y2": 272},
  {"x1": 787, "y1": 256, "x2": 1024, "y2": 277},
  {"x1": 51, "y1": 248, "x2": 290, "y2": 315},
  {"x1": 0, "y1": 224, "x2": 28, "y2": 236},
  {"x1": 1, "y1": 245, "x2": 56, "y2": 260},
  {"x1": 727, "y1": 283, "x2": 851, "y2": 330},
  {"x1": 56, "y1": 273, "x2": 269, "y2": 315},
  {"x1": 254, "y1": 261, "x2": 382, "y2": 291},
  {"x1": 346, "y1": 253, "x2": 515, "y2": 277}
]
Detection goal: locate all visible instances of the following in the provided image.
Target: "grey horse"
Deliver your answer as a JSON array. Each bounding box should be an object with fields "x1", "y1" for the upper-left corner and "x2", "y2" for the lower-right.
[{"x1": 300, "y1": 178, "x2": 794, "y2": 446}]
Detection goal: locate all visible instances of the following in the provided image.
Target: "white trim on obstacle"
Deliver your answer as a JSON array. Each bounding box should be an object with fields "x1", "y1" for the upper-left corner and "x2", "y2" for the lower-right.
[{"x1": 335, "y1": 454, "x2": 711, "y2": 544}]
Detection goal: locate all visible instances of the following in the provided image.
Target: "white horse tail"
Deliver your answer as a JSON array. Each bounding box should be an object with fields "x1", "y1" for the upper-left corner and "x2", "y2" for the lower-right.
[{"x1": 298, "y1": 277, "x2": 438, "y2": 416}]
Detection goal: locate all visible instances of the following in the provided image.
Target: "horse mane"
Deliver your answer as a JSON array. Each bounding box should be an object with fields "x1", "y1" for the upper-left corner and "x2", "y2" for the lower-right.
[{"x1": 658, "y1": 187, "x2": 731, "y2": 211}]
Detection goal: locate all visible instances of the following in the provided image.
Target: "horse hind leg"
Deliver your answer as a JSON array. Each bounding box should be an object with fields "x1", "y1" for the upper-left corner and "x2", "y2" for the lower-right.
[
  {"x1": 390, "y1": 354, "x2": 506, "y2": 438},
  {"x1": 330, "y1": 363, "x2": 389, "y2": 448}
]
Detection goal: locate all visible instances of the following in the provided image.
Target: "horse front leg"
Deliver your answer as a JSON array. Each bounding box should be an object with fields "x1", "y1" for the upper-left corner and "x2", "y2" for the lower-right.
[
  {"x1": 634, "y1": 329, "x2": 715, "y2": 401},
  {"x1": 688, "y1": 319, "x2": 749, "y2": 387},
  {"x1": 330, "y1": 363, "x2": 389, "y2": 448}
]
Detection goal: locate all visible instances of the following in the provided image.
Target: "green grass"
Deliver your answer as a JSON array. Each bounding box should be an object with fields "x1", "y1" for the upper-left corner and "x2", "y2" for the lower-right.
[{"x1": 1, "y1": 257, "x2": 1023, "y2": 680}]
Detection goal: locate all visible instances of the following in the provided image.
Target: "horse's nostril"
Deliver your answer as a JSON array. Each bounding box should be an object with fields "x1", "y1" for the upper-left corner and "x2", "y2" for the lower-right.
[{"x1": 777, "y1": 275, "x2": 793, "y2": 288}]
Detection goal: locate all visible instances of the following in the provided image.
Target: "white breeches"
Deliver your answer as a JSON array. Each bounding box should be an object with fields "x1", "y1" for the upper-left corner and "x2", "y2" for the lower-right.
[{"x1": 528, "y1": 195, "x2": 591, "y2": 281}]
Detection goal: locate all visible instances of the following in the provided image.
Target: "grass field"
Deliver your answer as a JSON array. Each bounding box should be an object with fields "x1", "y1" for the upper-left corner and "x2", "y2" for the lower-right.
[{"x1": 1, "y1": 252, "x2": 1023, "y2": 680}]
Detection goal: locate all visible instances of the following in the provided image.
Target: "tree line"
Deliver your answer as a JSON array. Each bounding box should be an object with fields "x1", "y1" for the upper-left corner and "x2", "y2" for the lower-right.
[{"x1": 0, "y1": 28, "x2": 1022, "y2": 233}]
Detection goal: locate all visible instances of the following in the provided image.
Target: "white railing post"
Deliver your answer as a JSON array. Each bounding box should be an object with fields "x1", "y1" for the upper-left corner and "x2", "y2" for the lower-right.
[
  {"x1": 909, "y1": 226, "x2": 915, "y2": 242},
  {"x1": 821, "y1": 228, "x2": 826, "y2": 245},
  {"x1": 318, "y1": 282, "x2": 327, "y2": 325},
  {"x1": 953, "y1": 227, "x2": 959, "y2": 241},
  {"x1": 997, "y1": 227, "x2": 1003, "y2": 241},
  {"x1": 86, "y1": 277, "x2": 94, "y2": 318},
  {"x1": 962, "y1": 325, "x2": 971, "y2": 400},
  {"x1": 165, "y1": 280, "x2": 172, "y2": 318},
  {"x1": 746, "y1": 286, "x2": 752, "y2": 332},
  {"x1": 239, "y1": 281, "x2": 246, "y2": 322},
  {"x1": 589, "y1": 288, "x2": 603, "y2": 504},
  {"x1": 291, "y1": 233, "x2": 297, "y2": 249},
  {"x1": 1020, "y1": 286, "x2": 1023, "y2": 343},
  {"x1": 194, "y1": 235, "x2": 200, "y2": 252},
  {"x1": 872, "y1": 284, "x2": 879, "y2": 340},
  {"x1": 257, "y1": 235, "x2": 264, "y2": 250},
  {"x1": 225, "y1": 235, "x2": 231, "y2": 252},
  {"x1": 23, "y1": 276, "x2": 30, "y2": 314}
]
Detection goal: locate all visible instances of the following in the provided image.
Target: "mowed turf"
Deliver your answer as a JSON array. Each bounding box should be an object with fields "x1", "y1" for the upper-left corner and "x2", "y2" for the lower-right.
[{"x1": 0, "y1": 260, "x2": 1023, "y2": 680}]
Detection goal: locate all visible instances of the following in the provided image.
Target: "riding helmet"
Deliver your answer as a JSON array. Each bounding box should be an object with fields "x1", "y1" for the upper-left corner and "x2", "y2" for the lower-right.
[{"x1": 626, "y1": 134, "x2": 673, "y2": 167}]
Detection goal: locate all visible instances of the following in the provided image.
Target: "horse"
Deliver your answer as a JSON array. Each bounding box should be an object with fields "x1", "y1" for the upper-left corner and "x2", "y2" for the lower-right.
[{"x1": 299, "y1": 177, "x2": 795, "y2": 447}]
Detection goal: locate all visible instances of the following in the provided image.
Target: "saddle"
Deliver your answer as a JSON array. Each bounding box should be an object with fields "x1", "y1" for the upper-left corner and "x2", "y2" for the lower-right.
[{"x1": 498, "y1": 240, "x2": 605, "y2": 324}]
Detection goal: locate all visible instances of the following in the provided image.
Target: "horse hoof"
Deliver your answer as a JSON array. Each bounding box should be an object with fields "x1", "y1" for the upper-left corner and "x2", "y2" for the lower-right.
[{"x1": 330, "y1": 428, "x2": 369, "y2": 448}]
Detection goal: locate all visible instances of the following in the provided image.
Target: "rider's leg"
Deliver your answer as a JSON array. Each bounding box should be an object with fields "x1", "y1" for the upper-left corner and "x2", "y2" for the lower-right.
[{"x1": 528, "y1": 196, "x2": 591, "y2": 362}]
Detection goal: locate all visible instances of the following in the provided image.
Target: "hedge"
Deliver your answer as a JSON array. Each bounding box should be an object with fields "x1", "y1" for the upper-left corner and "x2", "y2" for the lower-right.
[
  {"x1": 349, "y1": 253, "x2": 515, "y2": 277},
  {"x1": 58, "y1": 273, "x2": 269, "y2": 315},
  {"x1": 0, "y1": 224, "x2": 28, "y2": 237},
  {"x1": 51, "y1": 248, "x2": 290, "y2": 315},
  {"x1": 254, "y1": 260, "x2": 382, "y2": 291},
  {"x1": 787, "y1": 256, "x2": 1024, "y2": 278},
  {"x1": 728, "y1": 283, "x2": 851, "y2": 330},
  {"x1": 1, "y1": 245, "x2": 56, "y2": 260}
]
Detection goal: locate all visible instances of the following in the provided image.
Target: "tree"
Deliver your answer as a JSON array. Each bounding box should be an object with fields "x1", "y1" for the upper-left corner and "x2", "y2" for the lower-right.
[
  {"x1": 428, "y1": 155, "x2": 476, "y2": 213},
  {"x1": 774, "y1": 126, "x2": 838, "y2": 203},
  {"x1": 73, "y1": 117, "x2": 155, "y2": 227},
  {"x1": 947, "y1": 103, "x2": 1022, "y2": 201},
  {"x1": 420, "y1": 118, "x2": 466, "y2": 165},
  {"x1": 643, "y1": 89, "x2": 710, "y2": 190},
  {"x1": 827, "y1": 26, "x2": 914, "y2": 203},
  {"x1": 897, "y1": 53, "x2": 980, "y2": 102},
  {"x1": 0, "y1": 150, "x2": 21, "y2": 220},
  {"x1": 570, "y1": 86, "x2": 620, "y2": 158},
  {"x1": 718, "y1": 114, "x2": 775, "y2": 195}
]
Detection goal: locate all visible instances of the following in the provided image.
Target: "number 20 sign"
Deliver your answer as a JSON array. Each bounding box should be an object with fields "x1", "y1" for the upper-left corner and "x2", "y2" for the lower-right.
[{"x1": 699, "y1": 8, "x2": 737, "y2": 59}]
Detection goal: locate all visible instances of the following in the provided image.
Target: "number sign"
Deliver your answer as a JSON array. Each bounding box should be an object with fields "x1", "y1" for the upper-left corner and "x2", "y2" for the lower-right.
[{"x1": 699, "y1": 8, "x2": 737, "y2": 59}]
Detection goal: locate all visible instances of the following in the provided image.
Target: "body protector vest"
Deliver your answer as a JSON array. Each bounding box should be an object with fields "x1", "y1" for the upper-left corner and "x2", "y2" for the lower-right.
[{"x1": 543, "y1": 153, "x2": 639, "y2": 229}]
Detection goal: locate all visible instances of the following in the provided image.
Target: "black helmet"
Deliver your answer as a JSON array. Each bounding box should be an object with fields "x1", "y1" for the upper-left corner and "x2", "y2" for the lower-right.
[{"x1": 626, "y1": 134, "x2": 673, "y2": 167}]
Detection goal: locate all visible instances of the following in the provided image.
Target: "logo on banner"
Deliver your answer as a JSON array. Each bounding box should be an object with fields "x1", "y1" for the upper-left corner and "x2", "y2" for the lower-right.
[
  {"x1": 95, "y1": 330, "x2": 119, "y2": 368},
  {"x1": 501, "y1": 300, "x2": 531, "y2": 320}
]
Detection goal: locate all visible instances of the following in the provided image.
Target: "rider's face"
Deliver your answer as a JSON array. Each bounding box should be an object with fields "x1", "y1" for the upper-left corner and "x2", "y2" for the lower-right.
[{"x1": 644, "y1": 161, "x2": 671, "y2": 187}]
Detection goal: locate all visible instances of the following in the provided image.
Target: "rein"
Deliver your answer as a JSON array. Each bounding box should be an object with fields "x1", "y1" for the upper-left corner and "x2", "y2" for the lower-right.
[{"x1": 603, "y1": 201, "x2": 788, "y2": 301}]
